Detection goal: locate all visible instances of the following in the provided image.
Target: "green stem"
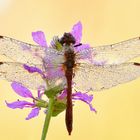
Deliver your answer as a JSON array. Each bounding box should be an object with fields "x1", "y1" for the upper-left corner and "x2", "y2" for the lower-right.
[{"x1": 41, "y1": 97, "x2": 54, "y2": 140}]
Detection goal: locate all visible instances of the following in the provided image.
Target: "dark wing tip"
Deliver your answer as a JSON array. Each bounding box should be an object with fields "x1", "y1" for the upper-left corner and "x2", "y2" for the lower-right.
[
  {"x1": 0, "y1": 62, "x2": 3, "y2": 65},
  {"x1": 133, "y1": 62, "x2": 140, "y2": 66},
  {"x1": 0, "y1": 35, "x2": 3, "y2": 39}
]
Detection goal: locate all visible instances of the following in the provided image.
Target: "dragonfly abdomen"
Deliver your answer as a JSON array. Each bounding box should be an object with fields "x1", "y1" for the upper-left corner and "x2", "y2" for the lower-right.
[
  {"x1": 60, "y1": 32, "x2": 77, "y2": 135},
  {"x1": 65, "y1": 69, "x2": 73, "y2": 135},
  {"x1": 64, "y1": 47, "x2": 76, "y2": 135}
]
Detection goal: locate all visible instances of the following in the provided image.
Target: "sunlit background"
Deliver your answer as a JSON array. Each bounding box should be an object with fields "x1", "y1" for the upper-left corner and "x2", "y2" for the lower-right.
[{"x1": 0, "y1": 0, "x2": 140, "y2": 139}]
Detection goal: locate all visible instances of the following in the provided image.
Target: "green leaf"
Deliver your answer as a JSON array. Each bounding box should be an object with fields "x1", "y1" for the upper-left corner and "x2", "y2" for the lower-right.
[
  {"x1": 44, "y1": 85, "x2": 63, "y2": 98},
  {"x1": 35, "y1": 100, "x2": 48, "y2": 108},
  {"x1": 52, "y1": 101, "x2": 66, "y2": 117}
]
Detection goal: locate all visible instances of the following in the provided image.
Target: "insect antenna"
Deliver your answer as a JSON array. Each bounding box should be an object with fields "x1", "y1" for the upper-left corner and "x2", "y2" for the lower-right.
[{"x1": 74, "y1": 43, "x2": 82, "y2": 47}]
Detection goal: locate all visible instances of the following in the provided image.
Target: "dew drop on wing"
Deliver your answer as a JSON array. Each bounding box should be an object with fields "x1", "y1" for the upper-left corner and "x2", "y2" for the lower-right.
[{"x1": 73, "y1": 62, "x2": 140, "y2": 92}]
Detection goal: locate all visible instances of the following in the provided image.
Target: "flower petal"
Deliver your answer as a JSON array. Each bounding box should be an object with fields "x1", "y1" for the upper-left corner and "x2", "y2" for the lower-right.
[
  {"x1": 88, "y1": 104, "x2": 97, "y2": 112},
  {"x1": 71, "y1": 21, "x2": 82, "y2": 44},
  {"x1": 72, "y1": 92, "x2": 96, "y2": 112},
  {"x1": 37, "y1": 86, "x2": 45, "y2": 98},
  {"x1": 74, "y1": 44, "x2": 90, "y2": 52},
  {"x1": 21, "y1": 44, "x2": 31, "y2": 50},
  {"x1": 43, "y1": 49, "x2": 65, "y2": 79},
  {"x1": 26, "y1": 107, "x2": 40, "y2": 120},
  {"x1": 46, "y1": 67, "x2": 64, "y2": 80},
  {"x1": 5, "y1": 100, "x2": 34, "y2": 109},
  {"x1": 11, "y1": 82, "x2": 33, "y2": 98},
  {"x1": 57, "y1": 89, "x2": 67, "y2": 100},
  {"x1": 73, "y1": 92, "x2": 93, "y2": 102},
  {"x1": 92, "y1": 60, "x2": 107, "y2": 66},
  {"x1": 32, "y1": 31, "x2": 48, "y2": 47},
  {"x1": 23, "y1": 64, "x2": 43, "y2": 75},
  {"x1": 74, "y1": 44, "x2": 93, "y2": 60}
]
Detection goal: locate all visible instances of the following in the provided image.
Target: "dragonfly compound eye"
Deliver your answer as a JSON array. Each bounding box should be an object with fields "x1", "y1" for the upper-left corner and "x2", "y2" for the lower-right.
[{"x1": 59, "y1": 33, "x2": 76, "y2": 46}]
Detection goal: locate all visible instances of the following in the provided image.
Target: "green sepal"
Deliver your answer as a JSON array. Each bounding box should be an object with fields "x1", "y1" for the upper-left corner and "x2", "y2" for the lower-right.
[
  {"x1": 35, "y1": 99, "x2": 48, "y2": 108},
  {"x1": 55, "y1": 40, "x2": 63, "y2": 51},
  {"x1": 52, "y1": 101, "x2": 66, "y2": 117},
  {"x1": 44, "y1": 85, "x2": 63, "y2": 98}
]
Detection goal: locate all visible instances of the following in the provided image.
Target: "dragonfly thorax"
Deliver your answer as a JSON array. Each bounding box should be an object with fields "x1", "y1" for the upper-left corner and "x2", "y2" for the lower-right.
[
  {"x1": 64, "y1": 50, "x2": 75, "y2": 69},
  {"x1": 61, "y1": 33, "x2": 76, "y2": 69}
]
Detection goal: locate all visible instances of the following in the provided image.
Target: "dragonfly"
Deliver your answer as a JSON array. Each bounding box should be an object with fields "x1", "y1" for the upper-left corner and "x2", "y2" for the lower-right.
[{"x1": 0, "y1": 30, "x2": 140, "y2": 135}]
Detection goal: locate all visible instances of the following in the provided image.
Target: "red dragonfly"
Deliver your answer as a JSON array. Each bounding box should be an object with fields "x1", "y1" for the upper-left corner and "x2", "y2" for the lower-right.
[{"x1": 0, "y1": 22, "x2": 140, "y2": 134}]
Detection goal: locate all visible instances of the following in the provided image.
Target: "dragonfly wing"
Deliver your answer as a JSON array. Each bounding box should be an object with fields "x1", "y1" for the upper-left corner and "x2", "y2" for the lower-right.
[
  {"x1": 79, "y1": 37, "x2": 140, "y2": 64},
  {"x1": 0, "y1": 36, "x2": 45, "y2": 65},
  {"x1": 73, "y1": 62, "x2": 140, "y2": 91},
  {"x1": 0, "y1": 62, "x2": 45, "y2": 90}
]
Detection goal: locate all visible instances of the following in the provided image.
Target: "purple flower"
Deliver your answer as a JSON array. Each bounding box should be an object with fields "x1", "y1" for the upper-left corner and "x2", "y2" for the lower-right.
[
  {"x1": 57, "y1": 90, "x2": 96, "y2": 113},
  {"x1": 72, "y1": 92, "x2": 96, "y2": 112},
  {"x1": 71, "y1": 21, "x2": 82, "y2": 44},
  {"x1": 23, "y1": 64, "x2": 43, "y2": 74},
  {"x1": 6, "y1": 82, "x2": 46, "y2": 120},
  {"x1": 6, "y1": 83, "x2": 96, "y2": 121},
  {"x1": 32, "y1": 22, "x2": 91, "y2": 57},
  {"x1": 32, "y1": 31, "x2": 48, "y2": 48},
  {"x1": 69, "y1": 22, "x2": 93, "y2": 62},
  {"x1": 30, "y1": 23, "x2": 96, "y2": 112},
  {"x1": 23, "y1": 64, "x2": 47, "y2": 79},
  {"x1": 92, "y1": 60, "x2": 107, "y2": 66},
  {"x1": 30, "y1": 22, "x2": 93, "y2": 79}
]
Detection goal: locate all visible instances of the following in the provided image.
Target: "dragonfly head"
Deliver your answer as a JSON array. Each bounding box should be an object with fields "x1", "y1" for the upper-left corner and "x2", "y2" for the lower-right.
[{"x1": 59, "y1": 33, "x2": 76, "y2": 46}]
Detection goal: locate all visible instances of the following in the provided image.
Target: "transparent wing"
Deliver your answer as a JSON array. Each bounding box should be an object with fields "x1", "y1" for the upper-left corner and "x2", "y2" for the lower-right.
[
  {"x1": 73, "y1": 62, "x2": 140, "y2": 91},
  {"x1": 0, "y1": 62, "x2": 45, "y2": 89},
  {"x1": 0, "y1": 36, "x2": 46, "y2": 65},
  {"x1": 79, "y1": 37, "x2": 140, "y2": 64}
]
